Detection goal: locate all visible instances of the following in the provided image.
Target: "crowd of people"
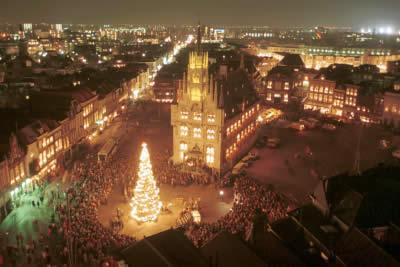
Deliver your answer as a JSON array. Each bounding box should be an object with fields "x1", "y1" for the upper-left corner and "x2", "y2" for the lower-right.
[
  {"x1": 151, "y1": 151, "x2": 215, "y2": 186},
  {"x1": 1, "y1": 132, "x2": 296, "y2": 266},
  {"x1": 184, "y1": 176, "x2": 294, "y2": 247},
  {"x1": 56, "y1": 154, "x2": 135, "y2": 266}
]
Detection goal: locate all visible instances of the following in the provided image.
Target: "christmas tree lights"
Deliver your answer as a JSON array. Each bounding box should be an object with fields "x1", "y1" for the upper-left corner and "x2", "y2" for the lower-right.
[{"x1": 130, "y1": 143, "x2": 162, "y2": 222}]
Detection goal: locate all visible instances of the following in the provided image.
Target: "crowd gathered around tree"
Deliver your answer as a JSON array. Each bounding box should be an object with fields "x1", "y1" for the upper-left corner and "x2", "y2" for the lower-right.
[
  {"x1": 183, "y1": 176, "x2": 294, "y2": 247},
  {"x1": 1, "y1": 143, "x2": 294, "y2": 266}
]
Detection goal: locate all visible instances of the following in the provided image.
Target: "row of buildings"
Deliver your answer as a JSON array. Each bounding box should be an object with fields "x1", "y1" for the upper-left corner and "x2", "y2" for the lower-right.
[
  {"x1": 0, "y1": 59, "x2": 151, "y2": 222},
  {"x1": 249, "y1": 44, "x2": 400, "y2": 72},
  {"x1": 260, "y1": 53, "x2": 400, "y2": 126}
]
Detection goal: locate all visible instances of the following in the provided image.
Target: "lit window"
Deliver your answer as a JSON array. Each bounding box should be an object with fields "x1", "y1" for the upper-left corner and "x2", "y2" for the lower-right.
[
  {"x1": 193, "y1": 112, "x2": 202, "y2": 121},
  {"x1": 206, "y1": 146, "x2": 215, "y2": 164},
  {"x1": 180, "y1": 126, "x2": 189, "y2": 137},
  {"x1": 207, "y1": 114, "x2": 216, "y2": 123},
  {"x1": 180, "y1": 111, "x2": 189, "y2": 119},
  {"x1": 84, "y1": 118, "x2": 89, "y2": 129},
  {"x1": 267, "y1": 93, "x2": 272, "y2": 101},
  {"x1": 284, "y1": 82, "x2": 289, "y2": 90},
  {"x1": 284, "y1": 94, "x2": 288, "y2": 102},
  {"x1": 179, "y1": 142, "x2": 188, "y2": 160},
  {"x1": 207, "y1": 129, "x2": 216, "y2": 140},
  {"x1": 226, "y1": 148, "x2": 230, "y2": 158},
  {"x1": 267, "y1": 81, "x2": 272, "y2": 89},
  {"x1": 193, "y1": 128, "x2": 201, "y2": 138}
]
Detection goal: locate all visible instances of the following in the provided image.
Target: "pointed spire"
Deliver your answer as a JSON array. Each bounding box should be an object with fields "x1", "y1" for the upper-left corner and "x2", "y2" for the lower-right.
[{"x1": 197, "y1": 22, "x2": 202, "y2": 52}]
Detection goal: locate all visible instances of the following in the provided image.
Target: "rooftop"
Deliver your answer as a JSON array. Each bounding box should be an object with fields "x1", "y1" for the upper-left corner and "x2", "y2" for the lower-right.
[
  {"x1": 201, "y1": 231, "x2": 265, "y2": 267},
  {"x1": 121, "y1": 229, "x2": 208, "y2": 267}
]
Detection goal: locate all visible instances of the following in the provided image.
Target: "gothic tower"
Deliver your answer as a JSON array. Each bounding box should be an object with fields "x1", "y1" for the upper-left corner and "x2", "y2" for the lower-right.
[{"x1": 171, "y1": 23, "x2": 223, "y2": 173}]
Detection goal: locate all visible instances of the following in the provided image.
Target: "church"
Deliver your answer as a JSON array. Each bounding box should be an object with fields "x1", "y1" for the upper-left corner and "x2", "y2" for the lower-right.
[{"x1": 171, "y1": 26, "x2": 261, "y2": 175}]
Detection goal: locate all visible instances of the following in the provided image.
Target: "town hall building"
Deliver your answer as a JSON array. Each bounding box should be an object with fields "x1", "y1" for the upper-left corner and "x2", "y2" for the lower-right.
[{"x1": 171, "y1": 26, "x2": 261, "y2": 175}]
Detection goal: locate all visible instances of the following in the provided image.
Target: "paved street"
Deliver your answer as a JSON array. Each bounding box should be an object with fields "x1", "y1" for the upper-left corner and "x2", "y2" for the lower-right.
[{"x1": 247, "y1": 122, "x2": 395, "y2": 203}]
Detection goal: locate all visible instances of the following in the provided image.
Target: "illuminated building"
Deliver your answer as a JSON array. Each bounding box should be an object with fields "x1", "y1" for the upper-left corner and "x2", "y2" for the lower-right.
[
  {"x1": 55, "y1": 24, "x2": 63, "y2": 32},
  {"x1": 254, "y1": 45, "x2": 400, "y2": 72},
  {"x1": 383, "y1": 88, "x2": 400, "y2": 127},
  {"x1": 304, "y1": 75, "x2": 381, "y2": 121},
  {"x1": 22, "y1": 23, "x2": 32, "y2": 33},
  {"x1": 171, "y1": 25, "x2": 260, "y2": 175},
  {"x1": 153, "y1": 78, "x2": 180, "y2": 103},
  {"x1": 263, "y1": 63, "x2": 317, "y2": 104},
  {"x1": 304, "y1": 76, "x2": 335, "y2": 114},
  {"x1": 264, "y1": 67, "x2": 296, "y2": 104},
  {"x1": 153, "y1": 63, "x2": 184, "y2": 103},
  {"x1": 0, "y1": 132, "x2": 26, "y2": 220}
]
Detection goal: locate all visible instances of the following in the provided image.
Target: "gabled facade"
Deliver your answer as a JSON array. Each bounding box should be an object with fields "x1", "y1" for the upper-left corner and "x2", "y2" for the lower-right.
[{"x1": 171, "y1": 32, "x2": 260, "y2": 175}]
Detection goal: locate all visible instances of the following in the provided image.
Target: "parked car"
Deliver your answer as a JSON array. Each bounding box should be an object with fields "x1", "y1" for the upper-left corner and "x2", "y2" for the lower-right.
[
  {"x1": 300, "y1": 118, "x2": 319, "y2": 129},
  {"x1": 248, "y1": 150, "x2": 260, "y2": 160},
  {"x1": 322, "y1": 123, "x2": 336, "y2": 131},
  {"x1": 267, "y1": 138, "x2": 281, "y2": 148},
  {"x1": 299, "y1": 119, "x2": 313, "y2": 129},
  {"x1": 379, "y1": 139, "x2": 391, "y2": 150},
  {"x1": 289, "y1": 122, "x2": 305, "y2": 131},
  {"x1": 392, "y1": 149, "x2": 400, "y2": 159}
]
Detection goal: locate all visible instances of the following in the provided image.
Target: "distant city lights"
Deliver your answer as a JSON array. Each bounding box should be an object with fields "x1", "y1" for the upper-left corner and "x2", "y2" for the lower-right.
[{"x1": 361, "y1": 26, "x2": 398, "y2": 35}]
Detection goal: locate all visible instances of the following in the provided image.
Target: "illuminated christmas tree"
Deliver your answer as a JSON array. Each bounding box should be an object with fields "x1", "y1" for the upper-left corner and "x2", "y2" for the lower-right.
[{"x1": 130, "y1": 143, "x2": 162, "y2": 222}]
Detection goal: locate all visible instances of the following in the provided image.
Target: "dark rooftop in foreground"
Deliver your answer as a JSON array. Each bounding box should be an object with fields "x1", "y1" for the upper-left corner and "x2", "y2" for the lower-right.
[
  {"x1": 201, "y1": 231, "x2": 265, "y2": 267},
  {"x1": 121, "y1": 229, "x2": 208, "y2": 267}
]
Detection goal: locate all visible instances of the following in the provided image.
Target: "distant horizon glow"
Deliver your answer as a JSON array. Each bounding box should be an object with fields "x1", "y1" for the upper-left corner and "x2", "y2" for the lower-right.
[{"x1": 1, "y1": 0, "x2": 400, "y2": 28}]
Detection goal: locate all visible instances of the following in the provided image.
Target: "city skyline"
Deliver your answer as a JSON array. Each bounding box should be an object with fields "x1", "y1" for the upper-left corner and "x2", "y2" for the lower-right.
[
  {"x1": 1, "y1": 3, "x2": 400, "y2": 265},
  {"x1": 1, "y1": 0, "x2": 400, "y2": 28}
]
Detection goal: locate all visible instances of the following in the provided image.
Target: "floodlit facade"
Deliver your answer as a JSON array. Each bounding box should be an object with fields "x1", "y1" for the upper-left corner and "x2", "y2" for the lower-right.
[
  {"x1": 254, "y1": 45, "x2": 400, "y2": 72},
  {"x1": 171, "y1": 30, "x2": 260, "y2": 175}
]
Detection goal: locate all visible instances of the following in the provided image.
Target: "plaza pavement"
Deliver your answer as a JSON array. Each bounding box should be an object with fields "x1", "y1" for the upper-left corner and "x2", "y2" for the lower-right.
[{"x1": 246, "y1": 123, "x2": 394, "y2": 203}]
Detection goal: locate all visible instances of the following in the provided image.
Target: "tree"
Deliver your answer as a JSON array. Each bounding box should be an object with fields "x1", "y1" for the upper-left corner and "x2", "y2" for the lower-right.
[{"x1": 130, "y1": 143, "x2": 162, "y2": 222}]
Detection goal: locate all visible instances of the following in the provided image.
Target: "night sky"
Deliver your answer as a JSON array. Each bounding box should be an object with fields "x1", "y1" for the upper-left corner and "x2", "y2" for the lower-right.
[{"x1": 2, "y1": 0, "x2": 400, "y2": 27}]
